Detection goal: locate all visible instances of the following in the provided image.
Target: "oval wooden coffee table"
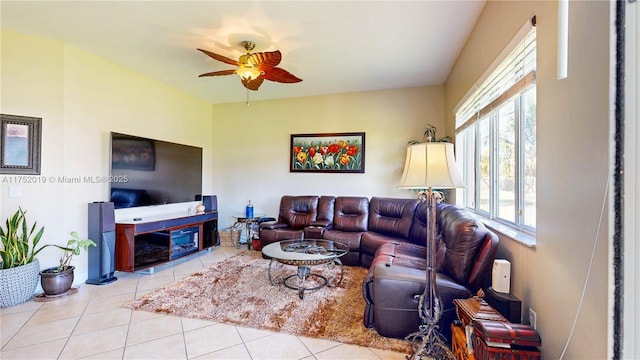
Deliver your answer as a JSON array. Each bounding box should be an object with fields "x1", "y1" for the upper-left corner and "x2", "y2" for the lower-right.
[{"x1": 261, "y1": 239, "x2": 349, "y2": 299}]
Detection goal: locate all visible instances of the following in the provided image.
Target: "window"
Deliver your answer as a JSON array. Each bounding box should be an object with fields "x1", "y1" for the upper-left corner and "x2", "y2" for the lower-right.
[{"x1": 455, "y1": 18, "x2": 536, "y2": 235}]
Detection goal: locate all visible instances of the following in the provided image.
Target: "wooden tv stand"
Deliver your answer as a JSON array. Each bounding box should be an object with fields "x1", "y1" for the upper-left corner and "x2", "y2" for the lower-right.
[{"x1": 115, "y1": 211, "x2": 218, "y2": 272}]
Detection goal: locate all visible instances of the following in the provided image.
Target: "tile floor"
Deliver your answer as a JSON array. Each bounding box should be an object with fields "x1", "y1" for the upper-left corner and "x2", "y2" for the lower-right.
[{"x1": 0, "y1": 246, "x2": 409, "y2": 360}]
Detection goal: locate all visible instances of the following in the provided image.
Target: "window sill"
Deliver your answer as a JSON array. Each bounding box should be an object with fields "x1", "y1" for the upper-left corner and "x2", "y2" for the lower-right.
[{"x1": 479, "y1": 218, "x2": 536, "y2": 248}]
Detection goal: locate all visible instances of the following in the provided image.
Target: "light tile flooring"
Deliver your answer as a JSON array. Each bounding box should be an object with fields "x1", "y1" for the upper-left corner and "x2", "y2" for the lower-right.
[{"x1": 0, "y1": 246, "x2": 409, "y2": 360}]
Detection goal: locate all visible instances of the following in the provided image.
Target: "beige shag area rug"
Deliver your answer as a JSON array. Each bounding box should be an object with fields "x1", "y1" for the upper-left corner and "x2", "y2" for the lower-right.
[{"x1": 124, "y1": 251, "x2": 410, "y2": 353}]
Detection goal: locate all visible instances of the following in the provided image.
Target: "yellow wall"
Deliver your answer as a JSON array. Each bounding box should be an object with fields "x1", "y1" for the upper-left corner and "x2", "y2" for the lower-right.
[
  {"x1": 445, "y1": 1, "x2": 610, "y2": 358},
  {"x1": 211, "y1": 87, "x2": 444, "y2": 227},
  {"x1": 0, "y1": 30, "x2": 214, "y2": 281}
]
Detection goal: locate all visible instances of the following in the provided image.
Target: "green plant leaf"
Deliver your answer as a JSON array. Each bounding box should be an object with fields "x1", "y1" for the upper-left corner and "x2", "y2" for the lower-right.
[{"x1": 0, "y1": 207, "x2": 45, "y2": 268}]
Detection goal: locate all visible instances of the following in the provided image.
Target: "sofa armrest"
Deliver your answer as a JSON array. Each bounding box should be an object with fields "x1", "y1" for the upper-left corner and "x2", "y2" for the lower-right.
[
  {"x1": 309, "y1": 219, "x2": 332, "y2": 228},
  {"x1": 259, "y1": 221, "x2": 288, "y2": 230},
  {"x1": 467, "y1": 230, "x2": 499, "y2": 291},
  {"x1": 364, "y1": 261, "x2": 425, "y2": 290},
  {"x1": 304, "y1": 219, "x2": 333, "y2": 239},
  {"x1": 372, "y1": 262, "x2": 427, "y2": 284},
  {"x1": 370, "y1": 263, "x2": 426, "y2": 303},
  {"x1": 304, "y1": 225, "x2": 331, "y2": 239},
  {"x1": 363, "y1": 263, "x2": 427, "y2": 337}
]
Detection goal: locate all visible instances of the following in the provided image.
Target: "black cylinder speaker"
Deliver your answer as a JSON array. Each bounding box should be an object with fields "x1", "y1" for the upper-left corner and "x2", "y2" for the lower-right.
[{"x1": 86, "y1": 202, "x2": 118, "y2": 285}]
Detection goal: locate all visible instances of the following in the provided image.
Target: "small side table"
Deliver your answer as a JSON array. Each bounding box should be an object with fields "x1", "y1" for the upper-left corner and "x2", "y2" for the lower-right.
[{"x1": 232, "y1": 214, "x2": 264, "y2": 249}]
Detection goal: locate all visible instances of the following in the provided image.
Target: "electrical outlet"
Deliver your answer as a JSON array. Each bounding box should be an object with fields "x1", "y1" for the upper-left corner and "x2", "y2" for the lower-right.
[
  {"x1": 529, "y1": 308, "x2": 537, "y2": 329},
  {"x1": 9, "y1": 185, "x2": 21, "y2": 198}
]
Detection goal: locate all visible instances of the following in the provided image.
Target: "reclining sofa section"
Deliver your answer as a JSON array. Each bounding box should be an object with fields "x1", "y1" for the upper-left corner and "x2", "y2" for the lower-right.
[{"x1": 259, "y1": 195, "x2": 499, "y2": 342}]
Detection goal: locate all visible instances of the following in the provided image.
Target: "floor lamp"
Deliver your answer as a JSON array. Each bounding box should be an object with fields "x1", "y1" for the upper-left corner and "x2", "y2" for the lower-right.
[{"x1": 398, "y1": 141, "x2": 464, "y2": 360}]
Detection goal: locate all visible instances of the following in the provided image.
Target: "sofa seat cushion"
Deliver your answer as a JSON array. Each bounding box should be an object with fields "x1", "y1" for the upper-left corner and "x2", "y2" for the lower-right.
[
  {"x1": 323, "y1": 230, "x2": 363, "y2": 251},
  {"x1": 360, "y1": 231, "x2": 411, "y2": 268},
  {"x1": 322, "y1": 229, "x2": 364, "y2": 266}
]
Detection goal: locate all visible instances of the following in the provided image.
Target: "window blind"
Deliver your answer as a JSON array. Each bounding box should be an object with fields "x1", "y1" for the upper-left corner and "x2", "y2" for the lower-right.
[{"x1": 455, "y1": 17, "x2": 537, "y2": 131}]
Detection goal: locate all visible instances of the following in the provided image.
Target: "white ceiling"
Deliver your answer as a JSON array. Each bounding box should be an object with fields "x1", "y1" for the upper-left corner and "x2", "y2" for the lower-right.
[{"x1": 1, "y1": 1, "x2": 485, "y2": 104}]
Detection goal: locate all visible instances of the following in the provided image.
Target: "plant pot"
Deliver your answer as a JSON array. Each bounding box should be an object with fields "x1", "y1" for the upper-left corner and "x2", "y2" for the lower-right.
[
  {"x1": 0, "y1": 259, "x2": 40, "y2": 308},
  {"x1": 39, "y1": 266, "x2": 74, "y2": 296}
]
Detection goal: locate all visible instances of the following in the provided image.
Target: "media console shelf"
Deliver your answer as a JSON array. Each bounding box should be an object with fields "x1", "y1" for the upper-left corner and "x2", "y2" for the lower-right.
[{"x1": 115, "y1": 211, "x2": 218, "y2": 272}]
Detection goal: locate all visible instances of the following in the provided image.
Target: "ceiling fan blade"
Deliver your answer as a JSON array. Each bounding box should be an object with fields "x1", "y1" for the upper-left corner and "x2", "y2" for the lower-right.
[
  {"x1": 262, "y1": 67, "x2": 303, "y2": 83},
  {"x1": 197, "y1": 48, "x2": 239, "y2": 66},
  {"x1": 248, "y1": 50, "x2": 282, "y2": 68},
  {"x1": 198, "y1": 69, "x2": 237, "y2": 77},
  {"x1": 242, "y1": 77, "x2": 265, "y2": 91}
]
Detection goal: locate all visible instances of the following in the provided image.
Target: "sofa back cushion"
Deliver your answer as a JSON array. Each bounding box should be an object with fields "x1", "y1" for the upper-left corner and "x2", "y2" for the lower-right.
[
  {"x1": 368, "y1": 197, "x2": 419, "y2": 239},
  {"x1": 408, "y1": 202, "x2": 450, "y2": 245},
  {"x1": 278, "y1": 195, "x2": 319, "y2": 229},
  {"x1": 439, "y1": 204, "x2": 488, "y2": 285},
  {"x1": 408, "y1": 201, "x2": 427, "y2": 246},
  {"x1": 333, "y1": 197, "x2": 369, "y2": 232},
  {"x1": 408, "y1": 201, "x2": 447, "y2": 271},
  {"x1": 317, "y1": 196, "x2": 336, "y2": 222}
]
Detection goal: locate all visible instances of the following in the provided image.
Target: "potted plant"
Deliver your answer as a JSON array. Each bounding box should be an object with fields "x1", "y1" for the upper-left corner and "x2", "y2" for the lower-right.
[
  {"x1": 0, "y1": 207, "x2": 45, "y2": 307},
  {"x1": 39, "y1": 231, "x2": 96, "y2": 296},
  {"x1": 408, "y1": 123, "x2": 452, "y2": 144}
]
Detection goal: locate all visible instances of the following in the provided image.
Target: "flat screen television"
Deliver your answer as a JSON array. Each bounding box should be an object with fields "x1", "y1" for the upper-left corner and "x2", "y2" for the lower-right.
[{"x1": 109, "y1": 132, "x2": 203, "y2": 209}]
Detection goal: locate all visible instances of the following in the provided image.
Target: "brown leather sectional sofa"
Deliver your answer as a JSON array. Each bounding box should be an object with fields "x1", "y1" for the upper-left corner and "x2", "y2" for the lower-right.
[{"x1": 259, "y1": 195, "x2": 499, "y2": 342}]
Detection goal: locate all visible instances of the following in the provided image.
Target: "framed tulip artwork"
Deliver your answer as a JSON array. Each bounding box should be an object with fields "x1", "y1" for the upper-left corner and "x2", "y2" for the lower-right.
[{"x1": 290, "y1": 132, "x2": 365, "y2": 173}]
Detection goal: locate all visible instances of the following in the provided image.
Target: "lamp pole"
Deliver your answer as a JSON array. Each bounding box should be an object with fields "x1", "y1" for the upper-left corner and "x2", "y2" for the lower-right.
[
  {"x1": 398, "y1": 140, "x2": 461, "y2": 360},
  {"x1": 406, "y1": 186, "x2": 455, "y2": 360}
]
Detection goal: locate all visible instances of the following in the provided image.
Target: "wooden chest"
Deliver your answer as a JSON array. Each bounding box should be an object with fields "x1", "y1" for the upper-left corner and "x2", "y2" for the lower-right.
[
  {"x1": 472, "y1": 320, "x2": 541, "y2": 360},
  {"x1": 453, "y1": 296, "x2": 508, "y2": 327}
]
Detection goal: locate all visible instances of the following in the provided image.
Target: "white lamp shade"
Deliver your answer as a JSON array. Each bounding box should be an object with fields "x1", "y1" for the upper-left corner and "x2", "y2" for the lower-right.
[{"x1": 398, "y1": 142, "x2": 465, "y2": 189}]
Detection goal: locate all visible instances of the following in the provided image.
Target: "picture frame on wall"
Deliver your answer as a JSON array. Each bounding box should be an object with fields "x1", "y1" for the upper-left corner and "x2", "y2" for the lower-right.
[
  {"x1": 290, "y1": 132, "x2": 365, "y2": 173},
  {"x1": 0, "y1": 114, "x2": 42, "y2": 175}
]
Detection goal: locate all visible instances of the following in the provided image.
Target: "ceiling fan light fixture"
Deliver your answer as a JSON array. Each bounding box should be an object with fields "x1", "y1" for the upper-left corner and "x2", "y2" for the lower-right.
[
  {"x1": 236, "y1": 52, "x2": 261, "y2": 80},
  {"x1": 236, "y1": 65, "x2": 261, "y2": 80},
  {"x1": 198, "y1": 40, "x2": 301, "y2": 91}
]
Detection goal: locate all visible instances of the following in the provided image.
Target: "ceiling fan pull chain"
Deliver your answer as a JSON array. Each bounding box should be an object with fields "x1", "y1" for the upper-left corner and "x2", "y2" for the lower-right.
[{"x1": 246, "y1": 88, "x2": 250, "y2": 106}]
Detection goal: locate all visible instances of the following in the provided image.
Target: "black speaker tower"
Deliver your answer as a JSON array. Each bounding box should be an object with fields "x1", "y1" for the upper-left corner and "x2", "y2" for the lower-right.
[
  {"x1": 202, "y1": 195, "x2": 217, "y2": 212},
  {"x1": 86, "y1": 202, "x2": 118, "y2": 285}
]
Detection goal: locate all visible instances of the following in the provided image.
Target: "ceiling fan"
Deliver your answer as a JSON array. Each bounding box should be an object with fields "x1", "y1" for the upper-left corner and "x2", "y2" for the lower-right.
[{"x1": 197, "y1": 41, "x2": 302, "y2": 91}]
